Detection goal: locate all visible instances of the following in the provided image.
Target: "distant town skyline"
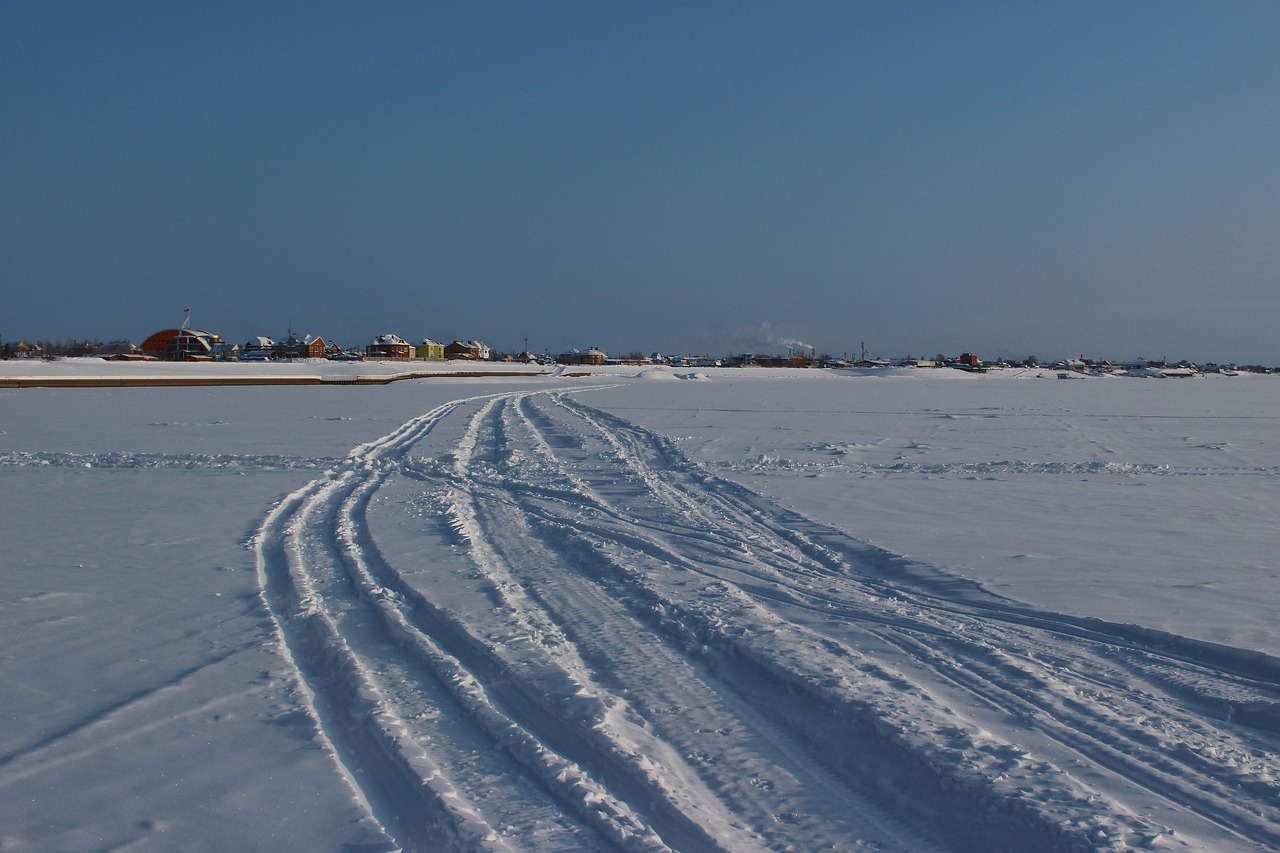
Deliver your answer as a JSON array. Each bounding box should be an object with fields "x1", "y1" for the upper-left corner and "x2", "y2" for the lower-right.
[
  {"x1": 4, "y1": 3, "x2": 1279, "y2": 364},
  {"x1": 4, "y1": 319, "x2": 1274, "y2": 371}
]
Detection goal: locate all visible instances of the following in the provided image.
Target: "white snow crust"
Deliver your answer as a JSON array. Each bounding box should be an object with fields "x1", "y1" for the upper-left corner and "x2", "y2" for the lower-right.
[{"x1": 3, "y1": 363, "x2": 1279, "y2": 851}]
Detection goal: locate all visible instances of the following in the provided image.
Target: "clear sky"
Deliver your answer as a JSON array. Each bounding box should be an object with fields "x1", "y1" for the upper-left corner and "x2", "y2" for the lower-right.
[{"x1": 3, "y1": 2, "x2": 1278, "y2": 363}]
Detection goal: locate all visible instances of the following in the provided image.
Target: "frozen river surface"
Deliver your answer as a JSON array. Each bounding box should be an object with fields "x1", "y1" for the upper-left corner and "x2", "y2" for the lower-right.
[{"x1": 3, "y1": 365, "x2": 1280, "y2": 851}]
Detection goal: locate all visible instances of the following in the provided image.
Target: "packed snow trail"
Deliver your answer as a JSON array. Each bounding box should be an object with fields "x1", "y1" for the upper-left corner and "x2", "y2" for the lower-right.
[{"x1": 254, "y1": 388, "x2": 1280, "y2": 851}]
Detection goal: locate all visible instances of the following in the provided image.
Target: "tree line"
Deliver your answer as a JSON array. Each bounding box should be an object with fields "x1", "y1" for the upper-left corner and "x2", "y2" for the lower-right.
[{"x1": 0, "y1": 338, "x2": 138, "y2": 359}]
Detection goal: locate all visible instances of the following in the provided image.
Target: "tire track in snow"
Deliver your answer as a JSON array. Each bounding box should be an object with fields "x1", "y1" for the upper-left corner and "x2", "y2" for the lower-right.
[
  {"x1": 505, "y1": 395, "x2": 1111, "y2": 850},
  {"x1": 539, "y1": 395, "x2": 1280, "y2": 850},
  {"x1": 396, "y1": 393, "x2": 1066, "y2": 850},
  {"x1": 255, "y1": 401, "x2": 500, "y2": 852},
  {"x1": 430, "y1": 396, "x2": 771, "y2": 851},
  {"x1": 255, "y1": 387, "x2": 1280, "y2": 851},
  {"x1": 486, "y1": 396, "x2": 938, "y2": 851},
  {"x1": 254, "y1": 394, "x2": 631, "y2": 852}
]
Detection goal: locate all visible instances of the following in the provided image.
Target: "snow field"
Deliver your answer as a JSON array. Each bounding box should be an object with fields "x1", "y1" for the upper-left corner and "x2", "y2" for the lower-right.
[{"x1": 3, "y1": 368, "x2": 1280, "y2": 851}]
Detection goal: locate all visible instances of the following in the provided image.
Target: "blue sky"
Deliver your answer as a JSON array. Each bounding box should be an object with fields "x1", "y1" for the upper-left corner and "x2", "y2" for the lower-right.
[{"x1": 3, "y1": 2, "x2": 1278, "y2": 362}]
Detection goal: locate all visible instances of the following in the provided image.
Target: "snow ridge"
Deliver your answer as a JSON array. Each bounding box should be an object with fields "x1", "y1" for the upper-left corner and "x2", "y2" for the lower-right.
[{"x1": 0, "y1": 449, "x2": 340, "y2": 471}]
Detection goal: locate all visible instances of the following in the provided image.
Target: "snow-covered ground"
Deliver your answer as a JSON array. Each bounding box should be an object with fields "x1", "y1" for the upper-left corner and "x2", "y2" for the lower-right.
[{"x1": 3, "y1": 362, "x2": 1279, "y2": 851}]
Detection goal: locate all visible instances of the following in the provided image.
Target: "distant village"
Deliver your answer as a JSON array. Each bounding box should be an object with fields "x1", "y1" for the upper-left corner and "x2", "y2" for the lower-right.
[{"x1": 0, "y1": 324, "x2": 1274, "y2": 376}]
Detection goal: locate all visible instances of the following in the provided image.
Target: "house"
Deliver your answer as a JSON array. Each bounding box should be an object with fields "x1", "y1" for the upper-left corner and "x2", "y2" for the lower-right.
[
  {"x1": 947, "y1": 353, "x2": 986, "y2": 372},
  {"x1": 415, "y1": 339, "x2": 445, "y2": 360},
  {"x1": 100, "y1": 341, "x2": 152, "y2": 360},
  {"x1": 98, "y1": 340, "x2": 141, "y2": 357},
  {"x1": 274, "y1": 332, "x2": 333, "y2": 359},
  {"x1": 555, "y1": 347, "x2": 607, "y2": 366},
  {"x1": 242, "y1": 336, "x2": 276, "y2": 360},
  {"x1": 211, "y1": 340, "x2": 239, "y2": 360},
  {"x1": 366, "y1": 334, "x2": 413, "y2": 360},
  {"x1": 726, "y1": 352, "x2": 809, "y2": 368},
  {"x1": 444, "y1": 340, "x2": 491, "y2": 360}
]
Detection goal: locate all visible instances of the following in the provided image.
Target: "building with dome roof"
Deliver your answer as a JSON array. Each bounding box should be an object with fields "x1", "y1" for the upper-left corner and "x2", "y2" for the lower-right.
[{"x1": 139, "y1": 328, "x2": 228, "y2": 361}]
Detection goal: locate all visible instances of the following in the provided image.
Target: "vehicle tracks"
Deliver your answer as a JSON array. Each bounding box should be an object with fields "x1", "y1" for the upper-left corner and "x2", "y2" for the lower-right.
[{"x1": 255, "y1": 389, "x2": 1280, "y2": 851}]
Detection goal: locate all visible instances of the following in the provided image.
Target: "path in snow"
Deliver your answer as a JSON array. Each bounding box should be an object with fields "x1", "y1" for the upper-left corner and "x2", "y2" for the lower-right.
[{"x1": 253, "y1": 389, "x2": 1280, "y2": 852}]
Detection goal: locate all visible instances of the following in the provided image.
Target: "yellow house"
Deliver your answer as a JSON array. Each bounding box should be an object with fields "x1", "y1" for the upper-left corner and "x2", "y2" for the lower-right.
[{"x1": 415, "y1": 338, "x2": 445, "y2": 360}]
